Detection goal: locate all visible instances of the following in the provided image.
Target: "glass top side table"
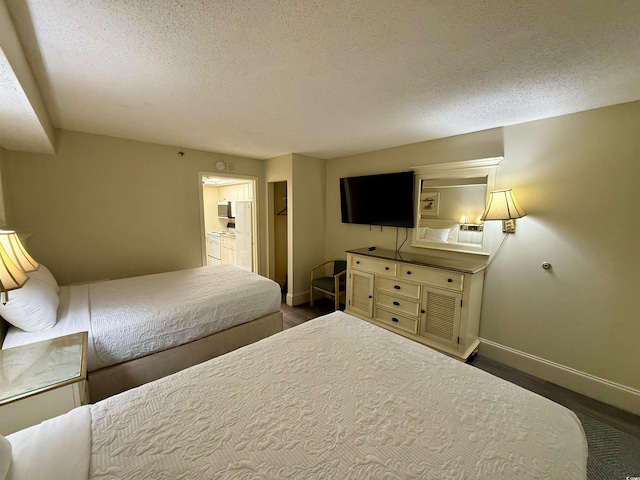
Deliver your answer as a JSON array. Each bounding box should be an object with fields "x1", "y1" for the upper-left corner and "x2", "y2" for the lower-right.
[{"x1": 0, "y1": 332, "x2": 88, "y2": 435}]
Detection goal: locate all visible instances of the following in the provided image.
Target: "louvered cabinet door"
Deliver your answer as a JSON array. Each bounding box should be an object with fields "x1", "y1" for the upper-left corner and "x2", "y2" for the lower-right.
[
  {"x1": 345, "y1": 250, "x2": 484, "y2": 360},
  {"x1": 347, "y1": 270, "x2": 375, "y2": 318},
  {"x1": 419, "y1": 287, "x2": 462, "y2": 350}
]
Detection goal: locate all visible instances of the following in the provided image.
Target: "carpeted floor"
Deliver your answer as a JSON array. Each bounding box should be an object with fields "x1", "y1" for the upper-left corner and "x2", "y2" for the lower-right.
[{"x1": 577, "y1": 412, "x2": 640, "y2": 479}]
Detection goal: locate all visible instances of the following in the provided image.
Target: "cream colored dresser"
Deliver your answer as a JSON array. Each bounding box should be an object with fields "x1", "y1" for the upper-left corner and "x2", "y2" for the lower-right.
[
  {"x1": 346, "y1": 248, "x2": 487, "y2": 360},
  {"x1": 0, "y1": 332, "x2": 88, "y2": 435}
]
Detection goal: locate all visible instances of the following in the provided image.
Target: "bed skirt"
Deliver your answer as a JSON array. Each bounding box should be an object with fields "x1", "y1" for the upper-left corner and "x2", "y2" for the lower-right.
[{"x1": 88, "y1": 310, "x2": 283, "y2": 401}]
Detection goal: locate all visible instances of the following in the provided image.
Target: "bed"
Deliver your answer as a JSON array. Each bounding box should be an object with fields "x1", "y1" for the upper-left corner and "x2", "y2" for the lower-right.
[
  {"x1": 3, "y1": 311, "x2": 587, "y2": 480},
  {"x1": 0, "y1": 264, "x2": 283, "y2": 401}
]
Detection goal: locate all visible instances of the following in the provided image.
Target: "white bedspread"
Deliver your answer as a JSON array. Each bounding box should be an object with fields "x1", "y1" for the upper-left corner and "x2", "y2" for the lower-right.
[
  {"x1": 3, "y1": 266, "x2": 281, "y2": 370},
  {"x1": 88, "y1": 311, "x2": 587, "y2": 479}
]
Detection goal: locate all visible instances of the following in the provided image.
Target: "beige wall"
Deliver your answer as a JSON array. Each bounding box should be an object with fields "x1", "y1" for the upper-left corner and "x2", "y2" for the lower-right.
[
  {"x1": 481, "y1": 101, "x2": 640, "y2": 400},
  {"x1": 290, "y1": 154, "x2": 326, "y2": 305},
  {"x1": 325, "y1": 103, "x2": 640, "y2": 413},
  {"x1": 264, "y1": 154, "x2": 326, "y2": 305},
  {"x1": 3, "y1": 130, "x2": 264, "y2": 285}
]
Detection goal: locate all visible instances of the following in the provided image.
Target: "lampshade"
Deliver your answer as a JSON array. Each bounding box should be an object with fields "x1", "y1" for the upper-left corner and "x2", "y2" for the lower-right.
[
  {"x1": 481, "y1": 189, "x2": 527, "y2": 221},
  {"x1": 0, "y1": 240, "x2": 28, "y2": 304},
  {"x1": 0, "y1": 230, "x2": 39, "y2": 272}
]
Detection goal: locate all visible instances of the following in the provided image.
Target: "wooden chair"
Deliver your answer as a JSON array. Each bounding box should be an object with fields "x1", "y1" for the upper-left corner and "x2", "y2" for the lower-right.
[{"x1": 310, "y1": 260, "x2": 347, "y2": 311}]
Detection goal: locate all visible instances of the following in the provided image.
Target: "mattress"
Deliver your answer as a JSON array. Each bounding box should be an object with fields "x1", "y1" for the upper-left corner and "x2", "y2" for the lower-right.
[
  {"x1": 78, "y1": 311, "x2": 585, "y2": 479},
  {"x1": 3, "y1": 265, "x2": 281, "y2": 370}
]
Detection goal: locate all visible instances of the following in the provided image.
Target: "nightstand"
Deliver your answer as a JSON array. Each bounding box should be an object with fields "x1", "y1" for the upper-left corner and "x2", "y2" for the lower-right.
[{"x1": 0, "y1": 331, "x2": 88, "y2": 435}]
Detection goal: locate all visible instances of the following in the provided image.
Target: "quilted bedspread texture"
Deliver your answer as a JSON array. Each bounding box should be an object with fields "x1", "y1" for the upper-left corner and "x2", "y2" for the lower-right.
[{"x1": 88, "y1": 311, "x2": 586, "y2": 479}]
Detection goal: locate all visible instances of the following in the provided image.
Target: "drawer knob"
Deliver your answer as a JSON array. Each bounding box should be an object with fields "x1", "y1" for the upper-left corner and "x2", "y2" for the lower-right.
[
  {"x1": 447, "y1": 278, "x2": 453, "y2": 283},
  {"x1": 385, "y1": 266, "x2": 389, "y2": 270},
  {"x1": 421, "y1": 309, "x2": 426, "y2": 314},
  {"x1": 368, "y1": 295, "x2": 373, "y2": 299},
  {"x1": 407, "y1": 270, "x2": 412, "y2": 275},
  {"x1": 392, "y1": 317, "x2": 399, "y2": 323},
  {"x1": 356, "y1": 261, "x2": 360, "y2": 264},
  {"x1": 394, "y1": 285, "x2": 401, "y2": 289},
  {"x1": 393, "y1": 301, "x2": 400, "y2": 306}
]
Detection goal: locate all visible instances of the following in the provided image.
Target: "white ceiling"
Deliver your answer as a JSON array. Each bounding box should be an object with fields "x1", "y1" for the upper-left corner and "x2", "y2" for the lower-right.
[{"x1": 2, "y1": 0, "x2": 640, "y2": 159}]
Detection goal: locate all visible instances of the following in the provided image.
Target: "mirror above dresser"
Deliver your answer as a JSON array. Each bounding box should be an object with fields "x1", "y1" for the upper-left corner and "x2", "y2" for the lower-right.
[{"x1": 411, "y1": 157, "x2": 502, "y2": 255}]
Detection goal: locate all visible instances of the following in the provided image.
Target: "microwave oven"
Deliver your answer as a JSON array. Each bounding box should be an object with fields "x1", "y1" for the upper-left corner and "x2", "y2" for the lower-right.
[{"x1": 217, "y1": 201, "x2": 233, "y2": 218}]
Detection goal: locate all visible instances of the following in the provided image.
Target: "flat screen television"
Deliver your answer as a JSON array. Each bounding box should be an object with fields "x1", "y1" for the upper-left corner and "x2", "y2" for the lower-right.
[{"x1": 340, "y1": 171, "x2": 415, "y2": 228}]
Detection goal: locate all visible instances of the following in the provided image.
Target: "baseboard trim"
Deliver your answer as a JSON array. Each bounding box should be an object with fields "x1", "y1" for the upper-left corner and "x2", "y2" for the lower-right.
[
  {"x1": 287, "y1": 290, "x2": 310, "y2": 307},
  {"x1": 478, "y1": 338, "x2": 640, "y2": 416}
]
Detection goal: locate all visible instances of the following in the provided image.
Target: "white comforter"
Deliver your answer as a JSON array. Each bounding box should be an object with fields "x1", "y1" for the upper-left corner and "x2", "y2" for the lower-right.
[
  {"x1": 3, "y1": 265, "x2": 281, "y2": 370},
  {"x1": 5, "y1": 311, "x2": 586, "y2": 479}
]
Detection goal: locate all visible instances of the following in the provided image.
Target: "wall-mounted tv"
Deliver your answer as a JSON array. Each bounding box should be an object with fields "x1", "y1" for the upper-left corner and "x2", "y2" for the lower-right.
[{"x1": 340, "y1": 171, "x2": 415, "y2": 228}]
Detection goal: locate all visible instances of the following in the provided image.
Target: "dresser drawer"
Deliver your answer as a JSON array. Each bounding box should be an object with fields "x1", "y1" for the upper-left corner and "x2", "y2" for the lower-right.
[
  {"x1": 376, "y1": 292, "x2": 420, "y2": 317},
  {"x1": 376, "y1": 276, "x2": 420, "y2": 299},
  {"x1": 375, "y1": 309, "x2": 418, "y2": 334},
  {"x1": 398, "y1": 264, "x2": 464, "y2": 291},
  {"x1": 351, "y1": 255, "x2": 397, "y2": 276}
]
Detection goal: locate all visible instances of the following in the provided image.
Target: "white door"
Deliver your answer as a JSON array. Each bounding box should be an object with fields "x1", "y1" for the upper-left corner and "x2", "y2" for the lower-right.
[
  {"x1": 235, "y1": 201, "x2": 252, "y2": 234},
  {"x1": 235, "y1": 232, "x2": 252, "y2": 271}
]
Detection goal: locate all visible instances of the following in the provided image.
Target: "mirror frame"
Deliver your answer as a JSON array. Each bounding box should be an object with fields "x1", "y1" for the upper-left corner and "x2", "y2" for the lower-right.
[{"x1": 411, "y1": 157, "x2": 503, "y2": 255}]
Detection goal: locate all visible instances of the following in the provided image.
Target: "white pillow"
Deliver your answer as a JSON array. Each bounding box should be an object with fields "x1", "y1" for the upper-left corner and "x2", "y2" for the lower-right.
[
  {"x1": 0, "y1": 434, "x2": 11, "y2": 479},
  {"x1": 418, "y1": 227, "x2": 451, "y2": 242},
  {"x1": 0, "y1": 278, "x2": 58, "y2": 332},
  {"x1": 27, "y1": 264, "x2": 59, "y2": 293}
]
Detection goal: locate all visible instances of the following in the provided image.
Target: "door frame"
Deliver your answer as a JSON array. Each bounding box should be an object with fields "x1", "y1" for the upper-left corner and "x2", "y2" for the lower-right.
[{"x1": 197, "y1": 171, "x2": 259, "y2": 272}]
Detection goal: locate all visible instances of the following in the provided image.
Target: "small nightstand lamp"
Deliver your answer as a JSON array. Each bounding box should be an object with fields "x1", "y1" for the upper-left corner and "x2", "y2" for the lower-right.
[
  {"x1": 481, "y1": 189, "x2": 527, "y2": 233},
  {"x1": 0, "y1": 239, "x2": 28, "y2": 305},
  {"x1": 0, "y1": 230, "x2": 39, "y2": 272}
]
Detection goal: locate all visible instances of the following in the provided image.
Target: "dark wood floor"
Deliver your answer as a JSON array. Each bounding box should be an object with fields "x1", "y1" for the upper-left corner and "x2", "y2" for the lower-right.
[
  {"x1": 281, "y1": 298, "x2": 336, "y2": 329},
  {"x1": 281, "y1": 301, "x2": 640, "y2": 438}
]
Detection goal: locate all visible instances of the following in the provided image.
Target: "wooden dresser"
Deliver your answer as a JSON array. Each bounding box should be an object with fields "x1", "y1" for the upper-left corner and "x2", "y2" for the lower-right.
[{"x1": 346, "y1": 247, "x2": 487, "y2": 360}]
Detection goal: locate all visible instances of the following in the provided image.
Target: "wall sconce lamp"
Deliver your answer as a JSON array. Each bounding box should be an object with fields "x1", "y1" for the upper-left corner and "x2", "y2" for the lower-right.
[
  {"x1": 0, "y1": 230, "x2": 38, "y2": 304},
  {"x1": 480, "y1": 189, "x2": 527, "y2": 233}
]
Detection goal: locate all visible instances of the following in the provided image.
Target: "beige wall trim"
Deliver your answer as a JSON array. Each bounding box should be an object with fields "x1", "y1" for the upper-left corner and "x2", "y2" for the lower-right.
[
  {"x1": 288, "y1": 289, "x2": 310, "y2": 307},
  {"x1": 410, "y1": 156, "x2": 503, "y2": 175},
  {"x1": 478, "y1": 338, "x2": 640, "y2": 416}
]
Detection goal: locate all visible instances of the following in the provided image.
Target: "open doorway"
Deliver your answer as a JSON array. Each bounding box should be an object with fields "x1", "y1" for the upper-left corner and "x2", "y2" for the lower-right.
[
  {"x1": 268, "y1": 181, "x2": 288, "y2": 301},
  {"x1": 198, "y1": 173, "x2": 258, "y2": 272}
]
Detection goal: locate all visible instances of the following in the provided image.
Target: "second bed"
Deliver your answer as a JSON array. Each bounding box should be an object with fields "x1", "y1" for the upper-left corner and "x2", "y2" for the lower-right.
[{"x1": 1, "y1": 264, "x2": 283, "y2": 401}]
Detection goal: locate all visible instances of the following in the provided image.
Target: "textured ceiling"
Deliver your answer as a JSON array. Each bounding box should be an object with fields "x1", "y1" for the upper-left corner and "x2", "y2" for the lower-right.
[{"x1": 2, "y1": 0, "x2": 640, "y2": 158}]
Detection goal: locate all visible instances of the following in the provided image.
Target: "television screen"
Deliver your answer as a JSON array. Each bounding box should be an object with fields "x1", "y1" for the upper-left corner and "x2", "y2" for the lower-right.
[{"x1": 340, "y1": 171, "x2": 415, "y2": 228}]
